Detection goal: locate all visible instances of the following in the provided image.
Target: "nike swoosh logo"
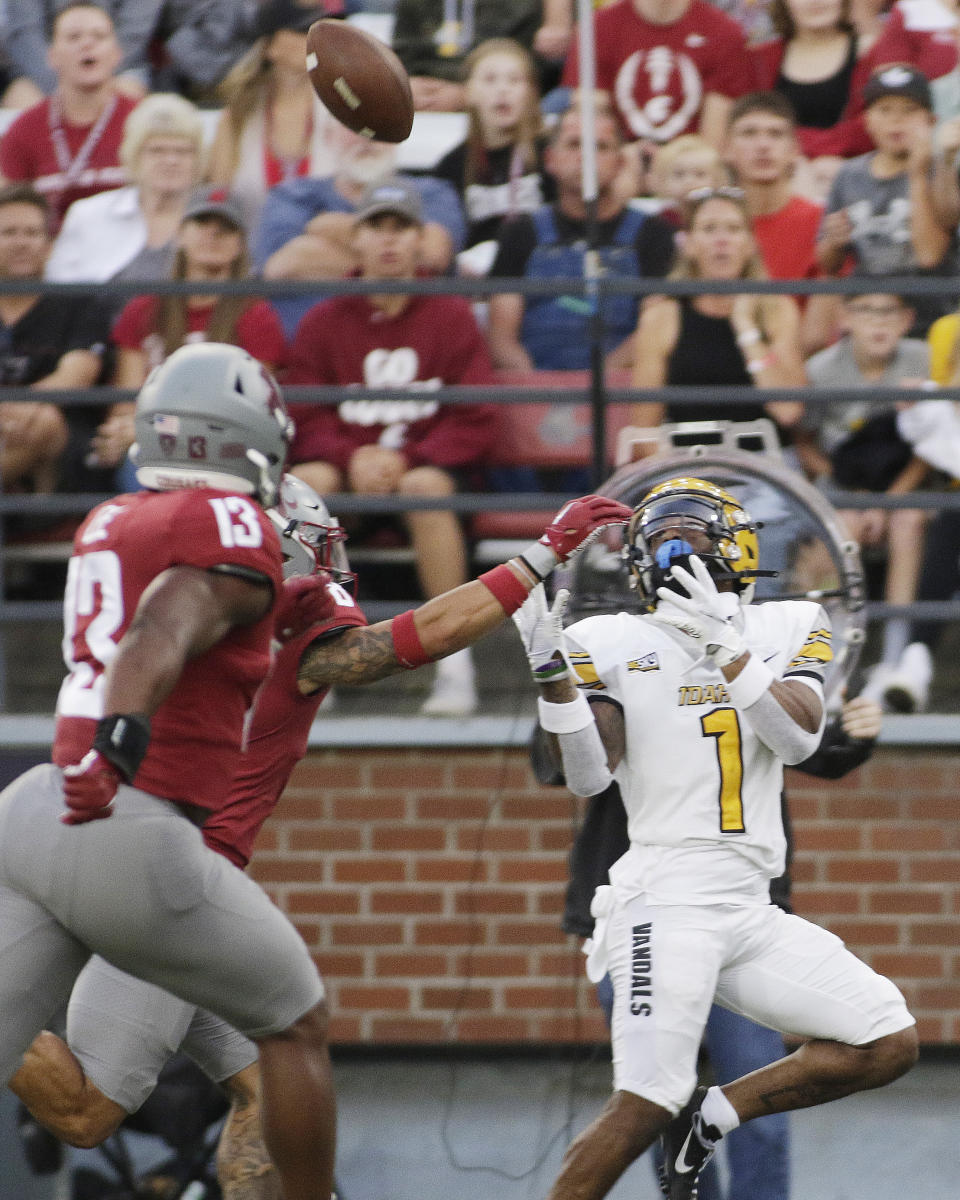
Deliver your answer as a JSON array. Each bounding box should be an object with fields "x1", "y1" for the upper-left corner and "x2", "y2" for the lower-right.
[{"x1": 674, "y1": 1129, "x2": 700, "y2": 1174}]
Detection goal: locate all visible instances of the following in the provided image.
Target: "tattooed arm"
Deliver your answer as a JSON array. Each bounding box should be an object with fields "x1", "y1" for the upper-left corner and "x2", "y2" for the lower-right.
[{"x1": 295, "y1": 569, "x2": 530, "y2": 694}]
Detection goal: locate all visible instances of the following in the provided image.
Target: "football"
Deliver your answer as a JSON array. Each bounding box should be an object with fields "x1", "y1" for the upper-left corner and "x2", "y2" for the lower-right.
[{"x1": 306, "y1": 19, "x2": 414, "y2": 144}]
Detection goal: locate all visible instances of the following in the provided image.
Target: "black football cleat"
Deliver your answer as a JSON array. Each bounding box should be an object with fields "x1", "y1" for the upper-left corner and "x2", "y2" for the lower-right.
[{"x1": 658, "y1": 1086, "x2": 722, "y2": 1200}]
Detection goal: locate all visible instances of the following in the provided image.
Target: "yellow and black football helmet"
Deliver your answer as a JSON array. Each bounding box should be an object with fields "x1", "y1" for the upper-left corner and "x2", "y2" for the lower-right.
[{"x1": 623, "y1": 476, "x2": 767, "y2": 609}]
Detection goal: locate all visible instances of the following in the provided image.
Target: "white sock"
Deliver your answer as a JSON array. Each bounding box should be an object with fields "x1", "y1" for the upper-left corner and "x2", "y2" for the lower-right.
[
  {"x1": 881, "y1": 618, "x2": 910, "y2": 666},
  {"x1": 700, "y1": 1085, "x2": 740, "y2": 1136}
]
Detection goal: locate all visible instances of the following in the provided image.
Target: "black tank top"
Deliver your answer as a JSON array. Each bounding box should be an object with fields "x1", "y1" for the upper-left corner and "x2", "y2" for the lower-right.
[
  {"x1": 665, "y1": 298, "x2": 766, "y2": 424},
  {"x1": 775, "y1": 33, "x2": 858, "y2": 129}
]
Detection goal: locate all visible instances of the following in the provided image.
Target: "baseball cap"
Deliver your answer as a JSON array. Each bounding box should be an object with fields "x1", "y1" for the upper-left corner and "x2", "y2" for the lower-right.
[
  {"x1": 862, "y1": 63, "x2": 932, "y2": 110},
  {"x1": 354, "y1": 178, "x2": 423, "y2": 225},
  {"x1": 182, "y1": 187, "x2": 245, "y2": 231}
]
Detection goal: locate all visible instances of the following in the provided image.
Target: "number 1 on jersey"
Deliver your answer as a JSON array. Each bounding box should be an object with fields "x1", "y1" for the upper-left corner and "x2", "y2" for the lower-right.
[{"x1": 700, "y1": 708, "x2": 746, "y2": 832}]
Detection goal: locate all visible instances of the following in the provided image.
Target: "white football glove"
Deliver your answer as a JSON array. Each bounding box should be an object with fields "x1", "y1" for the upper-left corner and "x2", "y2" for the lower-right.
[
  {"x1": 512, "y1": 584, "x2": 571, "y2": 683},
  {"x1": 655, "y1": 556, "x2": 746, "y2": 668}
]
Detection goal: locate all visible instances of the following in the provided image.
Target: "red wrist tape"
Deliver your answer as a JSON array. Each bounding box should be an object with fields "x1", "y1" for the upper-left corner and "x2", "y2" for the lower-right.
[
  {"x1": 391, "y1": 608, "x2": 433, "y2": 669},
  {"x1": 478, "y1": 564, "x2": 531, "y2": 615}
]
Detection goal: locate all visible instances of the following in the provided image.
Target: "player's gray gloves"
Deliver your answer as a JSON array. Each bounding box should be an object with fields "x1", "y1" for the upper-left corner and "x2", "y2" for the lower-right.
[
  {"x1": 512, "y1": 584, "x2": 572, "y2": 684},
  {"x1": 655, "y1": 556, "x2": 746, "y2": 667}
]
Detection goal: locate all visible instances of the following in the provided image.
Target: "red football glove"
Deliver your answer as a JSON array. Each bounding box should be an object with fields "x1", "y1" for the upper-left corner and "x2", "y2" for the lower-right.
[
  {"x1": 61, "y1": 750, "x2": 122, "y2": 825},
  {"x1": 522, "y1": 495, "x2": 633, "y2": 578},
  {"x1": 274, "y1": 573, "x2": 337, "y2": 644}
]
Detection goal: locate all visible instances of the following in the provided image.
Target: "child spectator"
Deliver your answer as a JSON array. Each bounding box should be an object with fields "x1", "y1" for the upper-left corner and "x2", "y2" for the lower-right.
[
  {"x1": 430, "y1": 38, "x2": 549, "y2": 272},
  {"x1": 816, "y1": 63, "x2": 957, "y2": 335},
  {"x1": 638, "y1": 134, "x2": 727, "y2": 227},
  {"x1": 92, "y1": 189, "x2": 285, "y2": 487},
  {"x1": 796, "y1": 291, "x2": 931, "y2": 702}
]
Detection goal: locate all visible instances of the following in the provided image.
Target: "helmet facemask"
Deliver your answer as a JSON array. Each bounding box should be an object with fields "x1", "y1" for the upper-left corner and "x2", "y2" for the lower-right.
[
  {"x1": 623, "y1": 478, "x2": 763, "y2": 611},
  {"x1": 269, "y1": 475, "x2": 355, "y2": 591}
]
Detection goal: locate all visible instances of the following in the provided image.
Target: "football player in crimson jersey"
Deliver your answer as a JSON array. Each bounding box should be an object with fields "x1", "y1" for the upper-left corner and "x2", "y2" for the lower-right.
[
  {"x1": 513, "y1": 477, "x2": 918, "y2": 1200},
  {"x1": 11, "y1": 482, "x2": 365, "y2": 1198},
  {"x1": 0, "y1": 341, "x2": 631, "y2": 1200}
]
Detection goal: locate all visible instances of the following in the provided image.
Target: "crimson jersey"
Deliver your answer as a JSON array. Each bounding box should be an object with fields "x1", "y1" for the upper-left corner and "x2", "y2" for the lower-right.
[
  {"x1": 0, "y1": 94, "x2": 138, "y2": 229},
  {"x1": 284, "y1": 293, "x2": 500, "y2": 471},
  {"x1": 203, "y1": 574, "x2": 368, "y2": 869},
  {"x1": 53, "y1": 489, "x2": 283, "y2": 813},
  {"x1": 562, "y1": 0, "x2": 753, "y2": 143}
]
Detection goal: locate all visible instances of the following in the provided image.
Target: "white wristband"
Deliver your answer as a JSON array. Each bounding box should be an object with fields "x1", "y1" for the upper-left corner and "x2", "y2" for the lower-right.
[
  {"x1": 538, "y1": 691, "x2": 594, "y2": 733},
  {"x1": 736, "y1": 327, "x2": 762, "y2": 348},
  {"x1": 519, "y1": 541, "x2": 558, "y2": 581},
  {"x1": 724, "y1": 655, "x2": 775, "y2": 709}
]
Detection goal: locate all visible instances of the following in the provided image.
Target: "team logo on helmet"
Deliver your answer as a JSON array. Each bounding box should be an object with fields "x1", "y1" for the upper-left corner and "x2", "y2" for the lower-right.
[{"x1": 623, "y1": 475, "x2": 762, "y2": 609}]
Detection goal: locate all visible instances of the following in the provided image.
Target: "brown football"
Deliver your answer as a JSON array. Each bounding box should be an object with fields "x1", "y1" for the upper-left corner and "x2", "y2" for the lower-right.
[{"x1": 306, "y1": 19, "x2": 414, "y2": 144}]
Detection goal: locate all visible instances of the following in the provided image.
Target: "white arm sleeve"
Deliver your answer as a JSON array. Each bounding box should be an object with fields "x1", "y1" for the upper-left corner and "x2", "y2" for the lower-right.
[
  {"x1": 556, "y1": 721, "x2": 615, "y2": 798},
  {"x1": 537, "y1": 693, "x2": 614, "y2": 798},
  {"x1": 741, "y1": 680, "x2": 825, "y2": 765}
]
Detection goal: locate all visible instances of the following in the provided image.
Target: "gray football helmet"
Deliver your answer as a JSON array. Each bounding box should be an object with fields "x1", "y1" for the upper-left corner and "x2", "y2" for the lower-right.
[
  {"x1": 268, "y1": 474, "x2": 353, "y2": 587},
  {"x1": 130, "y1": 343, "x2": 293, "y2": 507}
]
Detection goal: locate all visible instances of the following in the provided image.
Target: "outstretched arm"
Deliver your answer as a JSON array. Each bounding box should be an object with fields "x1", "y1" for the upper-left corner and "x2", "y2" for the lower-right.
[{"x1": 296, "y1": 496, "x2": 632, "y2": 693}]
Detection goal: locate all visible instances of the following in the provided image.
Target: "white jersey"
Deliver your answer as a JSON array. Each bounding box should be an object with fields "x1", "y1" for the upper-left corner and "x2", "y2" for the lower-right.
[{"x1": 565, "y1": 599, "x2": 831, "y2": 906}]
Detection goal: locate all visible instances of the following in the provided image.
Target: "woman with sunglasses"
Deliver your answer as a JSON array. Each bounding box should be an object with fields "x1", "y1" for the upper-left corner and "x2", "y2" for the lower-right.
[{"x1": 629, "y1": 186, "x2": 806, "y2": 445}]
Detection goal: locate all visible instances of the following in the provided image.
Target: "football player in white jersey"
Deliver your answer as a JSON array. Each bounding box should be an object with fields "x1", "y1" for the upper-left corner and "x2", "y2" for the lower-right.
[{"x1": 513, "y1": 476, "x2": 918, "y2": 1200}]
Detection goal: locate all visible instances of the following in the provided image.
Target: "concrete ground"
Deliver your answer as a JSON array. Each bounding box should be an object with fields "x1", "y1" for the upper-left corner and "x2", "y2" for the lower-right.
[
  {"x1": 330, "y1": 1052, "x2": 958, "y2": 1200},
  {"x1": 0, "y1": 1051, "x2": 955, "y2": 1198}
]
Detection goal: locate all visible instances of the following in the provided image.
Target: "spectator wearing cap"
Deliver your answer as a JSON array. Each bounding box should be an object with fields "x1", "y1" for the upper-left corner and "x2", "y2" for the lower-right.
[
  {"x1": 45, "y1": 92, "x2": 205, "y2": 291},
  {"x1": 205, "y1": 0, "x2": 346, "y2": 230},
  {"x1": 817, "y1": 62, "x2": 957, "y2": 335},
  {"x1": 284, "y1": 177, "x2": 500, "y2": 717},
  {"x1": 94, "y1": 186, "x2": 286, "y2": 489},
  {"x1": 254, "y1": 118, "x2": 465, "y2": 338}
]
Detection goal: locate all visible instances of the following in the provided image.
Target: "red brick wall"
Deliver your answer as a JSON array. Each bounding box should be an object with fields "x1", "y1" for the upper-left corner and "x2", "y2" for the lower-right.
[{"x1": 248, "y1": 745, "x2": 960, "y2": 1046}]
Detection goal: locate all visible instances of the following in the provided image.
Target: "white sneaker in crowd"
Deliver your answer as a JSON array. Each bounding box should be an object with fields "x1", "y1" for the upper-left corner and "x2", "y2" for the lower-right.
[
  {"x1": 420, "y1": 648, "x2": 477, "y2": 717},
  {"x1": 881, "y1": 642, "x2": 933, "y2": 713},
  {"x1": 859, "y1": 662, "x2": 897, "y2": 708}
]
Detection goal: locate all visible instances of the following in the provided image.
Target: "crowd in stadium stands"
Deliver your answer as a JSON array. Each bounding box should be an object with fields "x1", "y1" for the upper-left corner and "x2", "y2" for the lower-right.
[{"x1": 4, "y1": 0, "x2": 960, "y2": 714}]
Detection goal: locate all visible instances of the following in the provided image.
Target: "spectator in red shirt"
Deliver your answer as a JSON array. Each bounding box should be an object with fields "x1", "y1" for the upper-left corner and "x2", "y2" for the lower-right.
[
  {"x1": 723, "y1": 90, "x2": 837, "y2": 352},
  {"x1": 285, "y1": 178, "x2": 501, "y2": 716},
  {"x1": 0, "y1": 3, "x2": 139, "y2": 230},
  {"x1": 752, "y1": 0, "x2": 959, "y2": 197},
  {"x1": 561, "y1": 0, "x2": 754, "y2": 178},
  {"x1": 93, "y1": 188, "x2": 286, "y2": 487}
]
